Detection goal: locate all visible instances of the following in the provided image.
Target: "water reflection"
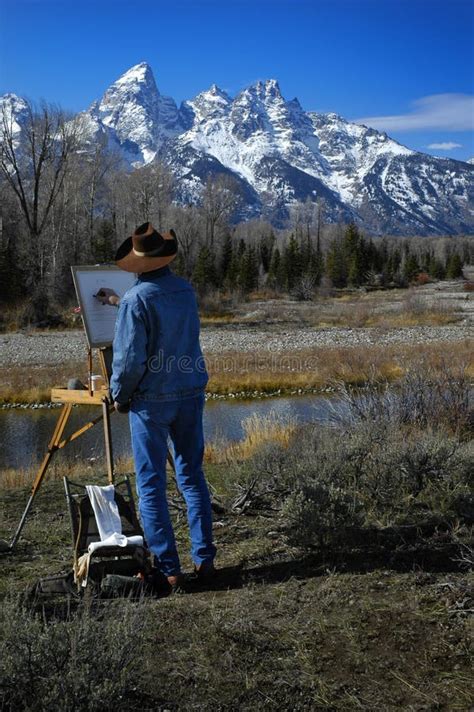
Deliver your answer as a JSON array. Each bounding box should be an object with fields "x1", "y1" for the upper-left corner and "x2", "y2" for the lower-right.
[{"x1": 0, "y1": 394, "x2": 340, "y2": 472}]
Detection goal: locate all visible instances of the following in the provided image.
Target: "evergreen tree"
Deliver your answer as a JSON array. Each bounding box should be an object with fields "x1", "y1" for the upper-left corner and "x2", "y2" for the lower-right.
[
  {"x1": 0, "y1": 243, "x2": 22, "y2": 304},
  {"x1": 259, "y1": 230, "x2": 275, "y2": 272},
  {"x1": 377, "y1": 237, "x2": 389, "y2": 273},
  {"x1": 446, "y1": 253, "x2": 463, "y2": 278},
  {"x1": 391, "y1": 248, "x2": 402, "y2": 282},
  {"x1": 193, "y1": 246, "x2": 218, "y2": 292},
  {"x1": 267, "y1": 246, "x2": 281, "y2": 289},
  {"x1": 428, "y1": 255, "x2": 445, "y2": 280},
  {"x1": 239, "y1": 244, "x2": 259, "y2": 292},
  {"x1": 172, "y1": 251, "x2": 186, "y2": 277},
  {"x1": 276, "y1": 248, "x2": 288, "y2": 289},
  {"x1": 308, "y1": 247, "x2": 324, "y2": 286},
  {"x1": 343, "y1": 223, "x2": 367, "y2": 286},
  {"x1": 220, "y1": 231, "x2": 233, "y2": 281},
  {"x1": 310, "y1": 218, "x2": 324, "y2": 286},
  {"x1": 237, "y1": 238, "x2": 246, "y2": 259},
  {"x1": 92, "y1": 220, "x2": 115, "y2": 263},
  {"x1": 284, "y1": 234, "x2": 303, "y2": 290},
  {"x1": 348, "y1": 250, "x2": 364, "y2": 286},
  {"x1": 326, "y1": 238, "x2": 347, "y2": 288},
  {"x1": 420, "y1": 248, "x2": 432, "y2": 274},
  {"x1": 403, "y1": 253, "x2": 420, "y2": 282}
]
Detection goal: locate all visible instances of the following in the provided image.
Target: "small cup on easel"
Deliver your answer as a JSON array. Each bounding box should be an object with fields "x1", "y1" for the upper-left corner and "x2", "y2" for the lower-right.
[{"x1": 89, "y1": 375, "x2": 104, "y2": 392}]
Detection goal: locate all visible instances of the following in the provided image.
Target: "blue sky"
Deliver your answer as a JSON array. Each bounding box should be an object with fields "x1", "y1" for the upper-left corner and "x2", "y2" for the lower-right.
[{"x1": 0, "y1": 0, "x2": 473, "y2": 160}]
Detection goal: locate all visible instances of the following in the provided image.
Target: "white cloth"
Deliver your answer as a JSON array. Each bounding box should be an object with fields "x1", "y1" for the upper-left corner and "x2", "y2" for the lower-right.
[
  {"x1": 85, "y1": 484, "x2": 122, "y2": 541},
  {"x1": 85, "y1": 484, "x2": 143, "y2": 553},
  {"x1": 88, "y1": 534, "x2": 143, "y2": 553}
]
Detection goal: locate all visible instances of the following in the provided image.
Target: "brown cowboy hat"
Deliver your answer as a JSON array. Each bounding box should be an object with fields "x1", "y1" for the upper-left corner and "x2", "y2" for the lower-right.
[{"x1": 115, "y1": 222, "x2": 178, "y2": 273}]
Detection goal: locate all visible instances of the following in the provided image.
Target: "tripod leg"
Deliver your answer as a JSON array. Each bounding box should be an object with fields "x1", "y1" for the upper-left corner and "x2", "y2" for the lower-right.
[
  {"x1": 10, "y1": 404, "x2": 72, "y2": 550},
  {"x1": 102, "y1": 399, "x2": 114, "y2": 485}
]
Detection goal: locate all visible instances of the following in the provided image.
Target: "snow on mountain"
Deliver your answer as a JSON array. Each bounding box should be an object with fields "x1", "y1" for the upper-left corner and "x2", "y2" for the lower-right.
[
  {"x1": 467, "y1": 157, "x2": 474, "y2": 165},
  {"x1": 81, "y1": 62, "x2": 182, "y2": 165},
  {"x1": 0, "y1": 93, "x2": 29, "y2": 140},
  {"x1": 2, "y1": 64, "x2": 474, "y2": 234}
]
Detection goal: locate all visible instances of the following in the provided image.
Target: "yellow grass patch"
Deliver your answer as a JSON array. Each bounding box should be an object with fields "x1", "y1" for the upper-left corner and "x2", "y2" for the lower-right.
[
  {"x1": 205, "y1": 411, "x2": 297, "y2": 464},
  {"x1": 0, "y1": 455, "x2": 137, "y2": 491},
  {"x1": 199, "y1": 313, "x2": 235, "y2": 325},
  {"x1": 205, "y1": 340, "x2": 472, "y2": 395}
]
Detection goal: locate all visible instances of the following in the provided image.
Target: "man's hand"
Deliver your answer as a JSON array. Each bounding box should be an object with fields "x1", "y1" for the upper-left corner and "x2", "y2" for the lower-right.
[
  {"x1": 114, "y1": 401, "x2": 130, "y2": 414},
  {"x1": 95, "y1": 288, "x2": 120, "y2": 306}
]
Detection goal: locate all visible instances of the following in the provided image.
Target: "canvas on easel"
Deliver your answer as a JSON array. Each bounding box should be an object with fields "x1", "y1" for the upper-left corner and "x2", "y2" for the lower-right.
[{"x1": 71, "y1": 265, "x2": 136, "y2": 348}]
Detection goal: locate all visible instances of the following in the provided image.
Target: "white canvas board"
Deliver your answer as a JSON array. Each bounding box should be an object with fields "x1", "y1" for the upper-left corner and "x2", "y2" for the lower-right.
[{"x1": 71, "y1": 266, "x2": 136, "y2": 348}]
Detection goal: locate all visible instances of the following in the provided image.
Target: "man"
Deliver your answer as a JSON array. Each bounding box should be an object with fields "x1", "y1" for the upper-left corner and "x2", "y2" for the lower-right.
[{"x1": 102, "y1": 222, "x2": 216, "y2": 593}]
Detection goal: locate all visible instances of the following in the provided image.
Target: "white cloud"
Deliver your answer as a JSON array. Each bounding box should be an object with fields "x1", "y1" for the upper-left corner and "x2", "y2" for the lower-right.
[
  {"x1": 356, "y1": 94, "x2": 474, "y2": 132},
  {"x1": 427, "y1": 142, "x2": 462, "y2": 150}
]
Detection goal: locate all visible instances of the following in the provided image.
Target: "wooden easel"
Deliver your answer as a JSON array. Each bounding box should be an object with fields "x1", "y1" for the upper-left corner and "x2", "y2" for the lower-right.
[{"x1": 8, "y1": 346, "x2": 115, "y2": 551}]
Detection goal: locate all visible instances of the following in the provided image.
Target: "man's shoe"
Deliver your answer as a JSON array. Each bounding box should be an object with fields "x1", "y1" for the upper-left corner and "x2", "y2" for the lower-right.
[
  {"x1": 193, "y1": 562, "x2": 217, "y2": 583},
  {"x1": 166, "y1": 574, "x2": 186, "y2": 595}
]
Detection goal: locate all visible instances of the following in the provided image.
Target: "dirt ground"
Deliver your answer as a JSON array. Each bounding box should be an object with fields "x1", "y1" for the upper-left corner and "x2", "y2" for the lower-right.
[{"x1": 1, "y1": 472, "x2": 472, "y2": 711}]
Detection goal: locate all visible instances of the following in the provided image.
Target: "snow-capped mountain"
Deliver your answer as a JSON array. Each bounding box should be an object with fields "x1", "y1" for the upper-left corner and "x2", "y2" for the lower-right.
[
  {"x1": 0, "y1": 93, "x2": 29, "y2": 140},
  {"x1": 2, "y1": 63, "x2": 473, "y2": 234},
  {"x1": 79, "y1": 62, "x2": 184, "y2": 164}
]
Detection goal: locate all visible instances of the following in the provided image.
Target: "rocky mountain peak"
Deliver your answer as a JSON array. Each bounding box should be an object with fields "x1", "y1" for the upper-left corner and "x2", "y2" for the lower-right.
[
  {"x1": 0, "y1": 93, "x2": 29, "y2": 136},
  {"x1": 2, "y1": 64, "x2": 473, "y2": 235},
  {"x1": 98, "y1": 62, "x2": 160, "y2": 114},
  {"x1": 113, "y1": 62, "x2": 157, "y2": 90},
  {"x1": 240, "y1": 78, "x2": 284, "y2": 103}
]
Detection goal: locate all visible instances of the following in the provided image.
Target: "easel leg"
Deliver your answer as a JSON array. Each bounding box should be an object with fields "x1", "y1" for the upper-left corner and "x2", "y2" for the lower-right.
[
  {"x1": 102, "y1": 399, "x2": 114, "y2": 484},
  {"x1": 10, "y1": 404, "x2": 72, "y2": 550}
]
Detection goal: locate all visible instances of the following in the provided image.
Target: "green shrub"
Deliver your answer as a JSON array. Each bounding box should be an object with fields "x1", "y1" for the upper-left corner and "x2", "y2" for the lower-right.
[
  {"x1": 283, "y1": 483, "x2": 364, "y2": 549},
  {"x1": 330, "y1": 369, "x2": 473, "y2": 438},
  {"x1": 241, "y1": 410, "x2": 473, "y2": 546},
  {"x1": 0, "y1": 597, "x2": 149, "y2": 712}
]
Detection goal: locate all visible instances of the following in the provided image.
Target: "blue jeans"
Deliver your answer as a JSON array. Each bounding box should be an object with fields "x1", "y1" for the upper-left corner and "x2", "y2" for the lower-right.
[{"x1": 129, "y1": 393, "x2": 216, "y2": 576}]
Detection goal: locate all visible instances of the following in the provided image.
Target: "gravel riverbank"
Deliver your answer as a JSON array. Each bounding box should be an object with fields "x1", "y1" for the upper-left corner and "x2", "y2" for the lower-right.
[{"x1": 0, "y1": 323, "x2": 472, "y2": 367}]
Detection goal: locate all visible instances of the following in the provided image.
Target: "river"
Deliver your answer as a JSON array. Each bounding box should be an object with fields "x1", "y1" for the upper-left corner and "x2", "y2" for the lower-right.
[{"x1": 0, "y1": 393, "x2": 346, "y2": 472}]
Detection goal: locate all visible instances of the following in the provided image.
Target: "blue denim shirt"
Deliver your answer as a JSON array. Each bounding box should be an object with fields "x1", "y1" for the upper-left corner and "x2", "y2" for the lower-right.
[{"x1": 110, "y1": 266, "x2": 208, "y2": 403}]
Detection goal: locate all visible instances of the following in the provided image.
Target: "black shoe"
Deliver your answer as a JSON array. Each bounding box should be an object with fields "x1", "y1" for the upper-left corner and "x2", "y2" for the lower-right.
[
  {"x1": 166, "y1": 574, "x2": 187, "y2": 595},
  {"x1": 193, "y1": 562, "x2": 217, "y2": 583}
]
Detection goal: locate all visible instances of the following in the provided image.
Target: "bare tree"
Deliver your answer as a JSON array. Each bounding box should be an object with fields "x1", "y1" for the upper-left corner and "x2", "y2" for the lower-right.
[
  {"x1": 0, "y1": 99, "x2": 82, "y2": 286},
  {"x1": 83, "y1": 137, "x2": 122, "y2": 252},
  {"x1": 168, "y1": 203, "x2": 202, "y2": 277},
  {"x1": 201, "y1": 174, "x2": 241, "y2": 248},
  {"x1": 126, "y1": 161, "x2": 174, "y2": 229}
]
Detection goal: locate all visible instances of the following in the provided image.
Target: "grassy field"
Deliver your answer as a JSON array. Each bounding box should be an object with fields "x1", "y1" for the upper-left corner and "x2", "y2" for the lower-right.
[
  {"x1": 0, "y1": 370, "x2": 472, "y2": 711},
  {"x1": 0, "y1": 338, "x2": 472, "y2": 405}
]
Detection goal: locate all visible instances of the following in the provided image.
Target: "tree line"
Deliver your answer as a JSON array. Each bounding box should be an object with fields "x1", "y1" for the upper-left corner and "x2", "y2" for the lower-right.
[{"x1": 0, "y1": 100, "x2": 471, "y2": 320}]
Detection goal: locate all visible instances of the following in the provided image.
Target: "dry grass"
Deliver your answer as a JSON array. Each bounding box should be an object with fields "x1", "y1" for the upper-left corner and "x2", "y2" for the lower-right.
[
  {"x1": 309, "y1": 293, "x2": 461, "y2": 328},
  {"x1": 205, "y1": 411, "x2": 297, "y2": 464},
  {"x1": 205, "y1": 339, "x2": 473, "y2": 395},
  {"x1": 0, "y1": 301, "x2": 81, "y2": 332},
  {"x1": 0, "y1": 359, "x2": 97, "y2": 404},
  {"x1": 0, "y1": 455, "x2": 137, "y2": 491},
  {"x1": 0, "y1": 339, "x2": 472, "y2": 405},
  {"x1": 199, "y1": 313, "x2": 235, "y2": 325},
  {"x1": 228, "y1": 283, "x2": 467, "y2": 328}
]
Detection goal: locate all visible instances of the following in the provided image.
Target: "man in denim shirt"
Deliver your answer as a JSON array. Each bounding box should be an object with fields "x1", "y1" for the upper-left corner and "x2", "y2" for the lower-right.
[{"x1": 107, "y1": 222, "x2": 216, "y2": 592}]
